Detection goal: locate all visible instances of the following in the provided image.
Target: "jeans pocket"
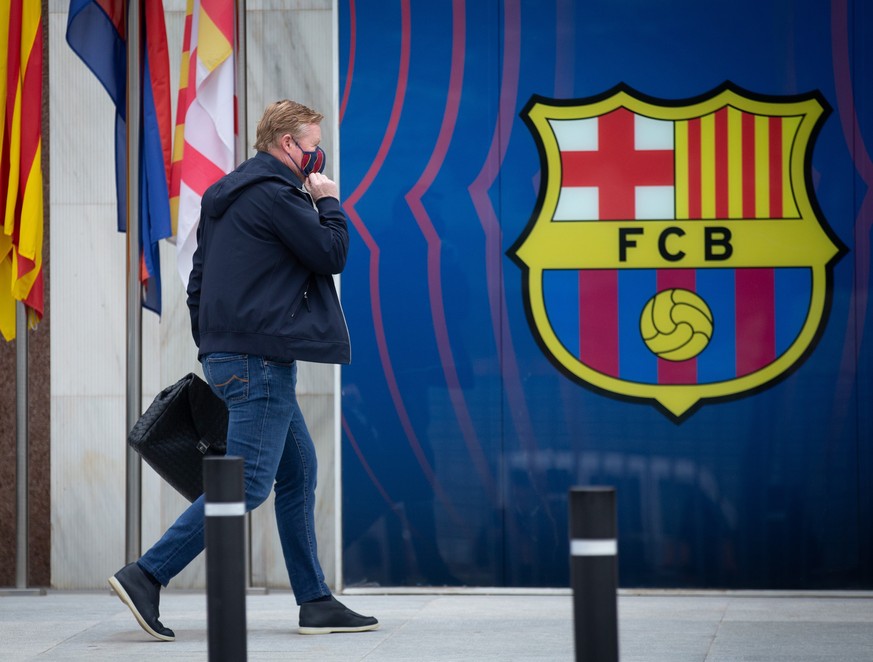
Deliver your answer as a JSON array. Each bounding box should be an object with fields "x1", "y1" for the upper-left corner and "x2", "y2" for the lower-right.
[{"x1": 205, "y1": 353, "x2": 250, "y2": 403}]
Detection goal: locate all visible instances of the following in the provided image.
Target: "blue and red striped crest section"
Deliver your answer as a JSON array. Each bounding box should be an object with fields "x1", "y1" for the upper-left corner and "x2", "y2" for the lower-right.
[{"x1": 509, "y1": 84, "x2": 844, "y2": 420}]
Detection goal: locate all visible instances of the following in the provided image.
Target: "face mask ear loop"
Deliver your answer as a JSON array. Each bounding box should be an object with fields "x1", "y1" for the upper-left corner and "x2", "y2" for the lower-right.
[
  {"x1": 285, "y1": 136, "x2": 308, "y2": 179},
  {"x1": 288, "y1": 151, "x2": 305, "y2": 177}
]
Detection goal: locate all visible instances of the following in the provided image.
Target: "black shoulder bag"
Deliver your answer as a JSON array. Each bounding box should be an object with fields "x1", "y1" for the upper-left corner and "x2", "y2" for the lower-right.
[{"x1": 127, "y1": 373, "x2": 228, "y2": 502}]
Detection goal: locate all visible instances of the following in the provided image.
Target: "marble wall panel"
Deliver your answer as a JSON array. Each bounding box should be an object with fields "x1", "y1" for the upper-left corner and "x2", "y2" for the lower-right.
[
  {"x1": 245, "y1": 7, "x2": 337, "y2": 179},
  {"x1": 50, "y1": 395, "x2": 127, "y2": 589},
  {"x1": 247, "y1": 0, "x2": 333, "y2": 11},
  {"x1": 50, "y1": 3, "x2": 340, "y2": 589},
  {"x1": 0, "y1": 331, "x2": 16, "y2": 586}
]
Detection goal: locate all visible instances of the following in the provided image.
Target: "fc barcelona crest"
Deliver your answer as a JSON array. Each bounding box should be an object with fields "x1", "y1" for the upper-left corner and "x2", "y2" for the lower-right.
[{"x1": 508, "y1": 83, "x2": 845, "y2": 421}]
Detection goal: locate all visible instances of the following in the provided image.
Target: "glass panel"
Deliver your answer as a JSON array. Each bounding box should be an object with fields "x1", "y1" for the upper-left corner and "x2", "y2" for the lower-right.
[{"x1": 340, "y1": 0, "x2": 871, "y2": 589}]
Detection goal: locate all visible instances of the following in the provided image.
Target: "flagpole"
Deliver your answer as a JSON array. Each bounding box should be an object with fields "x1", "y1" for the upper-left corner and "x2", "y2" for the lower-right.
[
  {"x1": 15, "y1": 302, "x2": 28, "y2": 588},
  {"x1": 235, "y1": 0, "x2": 249, "y2": 586},
  {"x1": 235, "y1": 0, "x2": 246, "y2": 167},
  {"x1": 125, "y1": 0, "x2": 143, "y2": 563}
]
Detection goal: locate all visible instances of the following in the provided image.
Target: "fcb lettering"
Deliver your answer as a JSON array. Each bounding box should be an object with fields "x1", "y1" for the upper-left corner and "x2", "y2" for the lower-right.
[{"x1": 617, "y1": 226, "x2": 733, "y2": 263}]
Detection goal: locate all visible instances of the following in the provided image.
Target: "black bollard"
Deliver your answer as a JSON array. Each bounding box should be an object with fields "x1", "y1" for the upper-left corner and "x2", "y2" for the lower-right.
[
  {"x1": 569, "y1": 487, "x2": 618, "y2": 662},
  {"x1": 204, "y1": 456, "x2": 247, "y2": 662}
]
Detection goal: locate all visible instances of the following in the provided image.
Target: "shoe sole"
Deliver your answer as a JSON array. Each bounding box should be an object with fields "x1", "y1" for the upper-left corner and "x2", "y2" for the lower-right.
[
  {"x1": 108, "y1": 576, "x2": 175, "y2": 642},
  {"x1": 299, "y1": 623, "x2": 380, "y2": 635}
]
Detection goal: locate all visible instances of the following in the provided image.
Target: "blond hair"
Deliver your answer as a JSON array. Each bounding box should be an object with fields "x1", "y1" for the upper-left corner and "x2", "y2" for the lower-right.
[{"x1": 254, "y1": 100, "x2": 324, "y2": 152}]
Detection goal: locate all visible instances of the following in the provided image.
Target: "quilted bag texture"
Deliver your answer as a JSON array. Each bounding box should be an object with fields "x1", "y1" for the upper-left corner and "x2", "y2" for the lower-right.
[{"x1": 128, "y1": 373, "x2": 228, "y2": 501}]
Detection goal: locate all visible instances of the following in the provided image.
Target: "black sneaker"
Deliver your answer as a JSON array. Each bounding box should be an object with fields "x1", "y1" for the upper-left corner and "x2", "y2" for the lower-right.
[
  {"x1": 298, "y1": 595, "x2": 379, "y2": 635},
  {"x1": 108, "y1": 563, "x2": 175, "y2": 641}
]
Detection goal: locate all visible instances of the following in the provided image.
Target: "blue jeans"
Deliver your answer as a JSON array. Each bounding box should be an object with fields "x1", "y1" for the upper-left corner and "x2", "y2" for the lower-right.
[{"x1": 139, "y1": 353, "x2": 330, "y2": 604}]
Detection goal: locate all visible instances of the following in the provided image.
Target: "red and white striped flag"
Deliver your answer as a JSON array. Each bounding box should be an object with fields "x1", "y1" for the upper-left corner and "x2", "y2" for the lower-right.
[{"x1": 170, "y1": 0, "x2": 235, "y2": 288}]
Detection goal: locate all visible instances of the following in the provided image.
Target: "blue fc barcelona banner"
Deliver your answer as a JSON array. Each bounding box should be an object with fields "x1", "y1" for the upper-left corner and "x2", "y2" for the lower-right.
[{"x1": 339, "y1": 0, "x2": 872, "y2": 589}]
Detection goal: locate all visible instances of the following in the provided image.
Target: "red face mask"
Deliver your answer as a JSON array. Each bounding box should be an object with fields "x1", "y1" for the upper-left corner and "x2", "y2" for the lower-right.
[{"x1": 290, "y1": 138, "x2": 326, "y2": 176}]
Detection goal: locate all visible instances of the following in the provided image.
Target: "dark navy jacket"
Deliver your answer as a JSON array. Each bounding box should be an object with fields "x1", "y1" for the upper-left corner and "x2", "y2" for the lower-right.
[{"x1": 187, "y1": 151, "x2": 351, "y2": 364}]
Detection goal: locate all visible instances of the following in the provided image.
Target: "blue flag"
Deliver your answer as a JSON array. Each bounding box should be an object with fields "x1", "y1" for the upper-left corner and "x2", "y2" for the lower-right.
[{"x1": 66, "y1": 0, "x2": 173, "y2": 314}]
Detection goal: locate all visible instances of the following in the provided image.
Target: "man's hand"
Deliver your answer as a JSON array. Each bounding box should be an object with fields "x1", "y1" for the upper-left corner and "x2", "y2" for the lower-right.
[{"x1": 304, "y1": 172, "x2": 339, "y2": 201}]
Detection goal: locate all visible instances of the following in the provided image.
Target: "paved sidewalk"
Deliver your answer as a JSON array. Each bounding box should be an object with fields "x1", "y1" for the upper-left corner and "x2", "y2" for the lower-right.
[{"x1": 1, "y1": 590, "x2": 872, "y2": 661}]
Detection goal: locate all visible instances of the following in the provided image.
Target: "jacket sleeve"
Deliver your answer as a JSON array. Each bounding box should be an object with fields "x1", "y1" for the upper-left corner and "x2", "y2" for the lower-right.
[
  {"x1": 271, "y1": 188, "x2": 350, "y2": 274},
  {"x1": 186, "y1": 215, "x2": 205, "y2": 348}
]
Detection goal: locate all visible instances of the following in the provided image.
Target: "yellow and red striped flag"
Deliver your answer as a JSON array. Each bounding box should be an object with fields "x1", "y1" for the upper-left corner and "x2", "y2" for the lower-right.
[
  {"x1": 170, "y1": 0, "x2": 235, "y2": 288},
  {"x1": 0, "y1": 0, "x2": 44, "y2": 341}
]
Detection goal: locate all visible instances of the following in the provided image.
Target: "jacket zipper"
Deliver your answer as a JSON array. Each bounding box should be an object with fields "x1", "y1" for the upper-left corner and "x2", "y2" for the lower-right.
[{"x1": 291, "y1": 280, "x2": 312, "y2": 318}]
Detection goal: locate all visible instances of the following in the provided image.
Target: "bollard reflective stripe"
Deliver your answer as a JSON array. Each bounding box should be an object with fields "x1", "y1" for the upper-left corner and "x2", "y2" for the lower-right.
[
  {"x1": 205, "y1": 502, "x2": 246, "y2": 517},
  {"x1": 571, "y1": 539, "x2": 617, "y2": 556}
]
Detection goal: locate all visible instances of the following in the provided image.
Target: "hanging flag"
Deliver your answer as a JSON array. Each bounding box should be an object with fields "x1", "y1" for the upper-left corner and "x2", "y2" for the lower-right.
[
  {"x1": 170, "y1": 0, "x2": 235, "y2": 289},
  {"x1": 66, "y1": 0, "x2": 174, "y2": 314},
  {"x1": 0, "y1": 0, "x2": 44, "y2": 341},
  {"x1": 140, "y1": 0, "x2": 173, "y2": 313}
]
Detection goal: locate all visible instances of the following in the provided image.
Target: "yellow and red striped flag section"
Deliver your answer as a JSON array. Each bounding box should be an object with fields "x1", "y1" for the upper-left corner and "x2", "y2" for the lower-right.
[
  {"x1": 0, "y1": 0, "x2": 44, "y2": 341},
  {"x1": 170, "y1": 0, "x2": 235, "y2": 288},
  {"x1": 674, "y1": 107, "x2": 800, "y2": 221}
]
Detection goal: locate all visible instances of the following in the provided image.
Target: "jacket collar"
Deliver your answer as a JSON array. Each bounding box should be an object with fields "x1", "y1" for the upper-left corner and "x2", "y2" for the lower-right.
[{"x1": 254, "y1": 150, "x2": 304, "y2": 188}]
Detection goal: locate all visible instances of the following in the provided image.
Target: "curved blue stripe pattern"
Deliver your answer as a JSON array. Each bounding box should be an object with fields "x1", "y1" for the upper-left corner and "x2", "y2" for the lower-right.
[{"x1": 339, "y1": 0, "x2": 873, "y2": 589}]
